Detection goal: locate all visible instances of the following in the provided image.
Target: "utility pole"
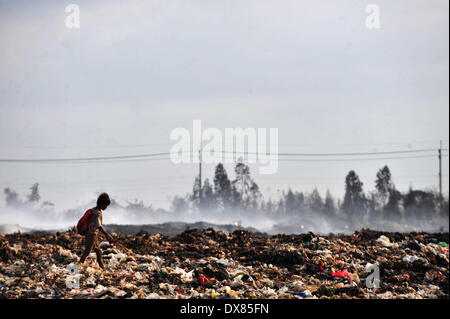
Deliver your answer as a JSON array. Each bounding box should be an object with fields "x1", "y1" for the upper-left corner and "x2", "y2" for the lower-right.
[
  {"x1": 439, "y1": 140, "x2": 442, "y2": 199},
  {"x1": 199, "y1": 149, "x2": 202, "y2": 208}
]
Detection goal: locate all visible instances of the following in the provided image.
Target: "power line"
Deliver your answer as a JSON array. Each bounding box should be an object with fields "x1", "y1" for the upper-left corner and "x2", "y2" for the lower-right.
[
  {"x1": 257, "y1": 174, "x2": 449, "y2": 181},
  {"x1": 25, "y1": 154, "x2": 447, "y2": 164},
  {"x1": 260, "y1": 179, "x2": 448, "y2": 186},
  {"x1": 173, "y1": 153, "x2": 446, "y2": 162},
  {"x1": 0, "y1": 155, "x2": 444, "y2": 164},
  {"x1": 277, "y1": 155, "x2": 440, "y2": 162},
  {"x1": 0, "y1": 148, "x2": 447, "y2": 163},
  {"x1": 0, "y1": 143, "x2": 173, "y2": 149},
  {"x1": 1, "y1": 139, "x2": 447, "y2": 149},
  {"x1": 0, "y1": 152, "x2": 170, "y2": 163},
  {"x1": 222, "y1": 148, "x2": 438, "y2": 157},
  {"x1": 278, "y1": 140, "x2": 449, "y2": 148}
]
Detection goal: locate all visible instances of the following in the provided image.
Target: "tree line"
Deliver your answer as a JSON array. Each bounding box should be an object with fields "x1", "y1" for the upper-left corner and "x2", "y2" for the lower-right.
[
  {"x1": 172, "y1": 159, "x2": 449, "y2": 227},
  {"x1": 2, "y1": 160, "x2": 448, "y2": 229}
]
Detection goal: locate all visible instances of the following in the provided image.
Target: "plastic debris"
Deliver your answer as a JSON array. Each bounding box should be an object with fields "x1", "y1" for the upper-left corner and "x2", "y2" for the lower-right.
[
  {"x1": 376, "y1": 235, "x2": 394, "y2": 247},
  {"x1": 332, "y1": 269, "x2": 350, "y2": 278},
  {"x1": 224, "y1": 286, "x2": 239, "y2": 299},
  {"x1": 402, "y1": 255, "x2": 421, "y2": 264},
  {"x1": 295, "y1": 290, "x2": 313, "y2": 298},
  {"x1": 279, "y1": 285, "x2": 289, "y2": 293},
  {"x1": 198, "y1": 275, "x2": 210, "y2": 286}
]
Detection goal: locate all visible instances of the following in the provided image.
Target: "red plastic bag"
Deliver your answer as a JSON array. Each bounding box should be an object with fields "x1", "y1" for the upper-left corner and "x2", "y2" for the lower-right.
[
  {"x1": 199, "y1": 275, "x2": 210, "y2": 285},
  {"x1": 332, "y1": 269, "x2": 350, "y2": 278}
]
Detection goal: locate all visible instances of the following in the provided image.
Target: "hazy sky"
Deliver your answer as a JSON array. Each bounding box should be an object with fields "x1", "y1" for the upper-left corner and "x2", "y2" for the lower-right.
[{"x1": 0, "y1": 0, "x2": 448, "y2": 211}]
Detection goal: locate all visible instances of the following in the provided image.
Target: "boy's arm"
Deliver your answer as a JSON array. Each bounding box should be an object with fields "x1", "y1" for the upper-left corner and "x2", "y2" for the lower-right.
[{"x1": 99, "y1": 226, "x2": 113, "y2": 242}]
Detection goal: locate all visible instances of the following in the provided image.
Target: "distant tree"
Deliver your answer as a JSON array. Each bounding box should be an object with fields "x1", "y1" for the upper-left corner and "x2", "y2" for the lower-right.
[
  {"x1": 232, "y1": 159, "x2": 252, "y2": 197},
  {"x1": 323, "y1": 189, "x2": 337, "y2": 217},
  {"x1": 230, "y1": 183, "x2": 242, "y2": 210},
  {"x1": 281, "y1": 189, "x2": 306, "y2": 215},
  {"x1": 276, "y1": 198, "x2": 285, "y2": 216},
  {"x1": 189, "y1": 176, "x2": 202, "y2": 210},
  {"x1": 440, "y1": 193, "x2": 449, "y2": 220},
  {"x1": 403, "y1": 187, "x2": 437, "y2": 221},
  {"x1": 375, "y1": 166, "x2": 393, "y2": 201},
  {"x1": 213, "y1": 163, "x2": 231, "y2": 210},
  {"x1": 249, "y1": 181, "x2": 262, "y2": 211},
  {"x1": 4, "y1": 187, "x2": 21, "y2": 207},
  {"x1": 284, "y1": 189, "x2": 296, "y2": 214},
  {"x1": 308, "y1": 188, "x2": 323, "y2": 213},
  {"x1": 200, "y1": 178, "x2": 217, "y2": 212},
  {"x1": 295, "y1": 192, "x2": 305, "y2": 213},
  {"x1": 264, "y1": 198, "x2": 275, "y2": 216},
  {"x1": 108, "y1": 197, "x2": 120, "y2": 208},
  {"x1": 27, "y1": 183, "x2": 40, "y2": 203},
  {"x1": 367, "y1": 192, "x2": 379, "y2": 224},
  {"x1": 231, "y1": 158, "x2": 260, "y2": 210},
  {"x1": 384, "y1": 187, "x2": 402, "y2": 222},
  {"x1": 171, "y1": 195, "x2": 189, "y2": 215},
  {"x1": 342, "y1": 170, "x2": 366, "y2": 227},
  {"x1": 126, "y1": 199, "x2": 147, "y2": 211},
  {"x1": 42, "y1": 200, "x2": 55, "y2": 208}
]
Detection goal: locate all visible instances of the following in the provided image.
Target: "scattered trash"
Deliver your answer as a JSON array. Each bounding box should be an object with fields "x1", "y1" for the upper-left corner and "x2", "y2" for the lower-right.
[
  {"x1": 295, "y1": 290, "x2": 313, "y2": 298},
  {"x1": 0, "y1": 228, "x2": 448, "y2": 299},
  {"x1": 279, "y1": 286, "x2": 289, "y2": 293},
  {"x1": 332, "y1": 269, "x2": 350, "y2": 278},
  {"x1": 225, "y1": 286, "x2": 239, "y2": 299},
  {"x1": 376, "y1": 235, "x2": 395, "y2": 248},
  {"x1": 350, "y1": 273, "x2": 360, "y2": 285},
  {"x1": 402, "y1": 255, "x2": 421, "y2": 264},
  {"x1": 198, "y1": 275, "x2": 210, "y2": 286}
]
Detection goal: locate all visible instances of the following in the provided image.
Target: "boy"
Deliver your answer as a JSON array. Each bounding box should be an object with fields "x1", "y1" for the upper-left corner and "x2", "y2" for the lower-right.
[{"x1": 79, "y1": 192, "x2": 114, "y2": 270}]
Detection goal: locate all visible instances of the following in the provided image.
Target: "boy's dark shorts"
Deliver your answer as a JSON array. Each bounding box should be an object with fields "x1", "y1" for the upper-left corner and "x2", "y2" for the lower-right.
[{"x1": 84, "y1": 234, "x2": 100, "y2": 252}]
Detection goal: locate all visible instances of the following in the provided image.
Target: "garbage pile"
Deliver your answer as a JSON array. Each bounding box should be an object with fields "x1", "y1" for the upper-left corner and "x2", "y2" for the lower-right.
[{"x1": 0, "y1": 228, "x2": 448, "y2": 299}]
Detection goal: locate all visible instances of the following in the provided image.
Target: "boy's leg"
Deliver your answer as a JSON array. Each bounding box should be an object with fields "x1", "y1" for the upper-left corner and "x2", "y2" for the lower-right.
[
  {"x1": 79, "y1": 249, "x2": 89, "y2": 263},
  {"x1": 93, "y1": 237, "x2": 105, "y2": 269},
  {"x1": 94, "y1": 247, "x2": 105, "y2": 269},
  {"x1": 80, "y1": 235, "x2": 95, "y2": 264}
]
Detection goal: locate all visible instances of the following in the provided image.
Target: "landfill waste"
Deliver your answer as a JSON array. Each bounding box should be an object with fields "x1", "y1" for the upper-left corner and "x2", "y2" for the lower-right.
[
  {"x1": 0, "y1": 228, "x2": 448, "y2": 299},
  {"x1": 402, "y1": 255, "x2": 421, "y2": 264},
  {"x1": 376, "y1": 235, "x2": 396, "y2": 248},
  {"x1": 295, "y1": 290, "x2": 313, "y2": 298},
  {"x1": 332, "y1": 269, "x2": 350, "y2": 278},
  {"x1": 199, "y1": 275, "x2": 211, "y2": 286}
]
